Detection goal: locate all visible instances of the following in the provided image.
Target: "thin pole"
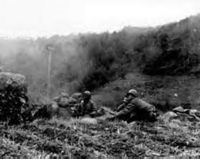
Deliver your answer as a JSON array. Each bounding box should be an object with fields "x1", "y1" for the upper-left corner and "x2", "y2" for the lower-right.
[{"x1": 47, "y1": 48, "x2": 52, "y2": 99}]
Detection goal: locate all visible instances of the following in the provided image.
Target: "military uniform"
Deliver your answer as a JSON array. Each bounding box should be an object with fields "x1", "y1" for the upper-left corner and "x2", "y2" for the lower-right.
[
  {"x1": 116, "y1": 103, "x2": 126, "y2": 112},
  {"x1": 53, "y1": 92, "x2": 70, "y2": 108},
  {"x1": 114, "y1": 98, "x2": 157, "y2": 122},
  {"x1": 74, "y1": 100, "x2": 97, "y2": 117}
]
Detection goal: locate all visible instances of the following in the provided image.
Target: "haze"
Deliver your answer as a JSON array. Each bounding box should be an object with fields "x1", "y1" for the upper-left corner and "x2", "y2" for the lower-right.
[{"x1": 0, "y1": 0, "x2": 199, "y2": 38}]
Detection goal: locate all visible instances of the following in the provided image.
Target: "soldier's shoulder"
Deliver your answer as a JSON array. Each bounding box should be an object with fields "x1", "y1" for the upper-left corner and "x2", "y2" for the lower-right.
[
  {"x1": 133, "y1": 98, "x2": 155, "y2": 109},
  {"x1": 130, "y1": 97, "x2": 141, "y2": 104},
  {"x1": 129, "y1": 98, "x2": 148, "y2": 107}
]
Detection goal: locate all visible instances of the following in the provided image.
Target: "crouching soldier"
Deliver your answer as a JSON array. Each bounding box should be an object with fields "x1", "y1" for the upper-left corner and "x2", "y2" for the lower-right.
[
  {"x1": 109, "y1": 89, "x2": 158, "y2": 122},
  {"x1": 74, "y1": 91, "x2": 97, "y2": 117},
  {"x1": 53, "y1": 92, "x2": 70, "y2": 108}
]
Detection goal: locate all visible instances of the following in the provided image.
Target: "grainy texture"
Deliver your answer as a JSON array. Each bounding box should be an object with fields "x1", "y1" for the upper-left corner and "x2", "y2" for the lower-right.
[{"x1": 1, "y1": 114, "x2": 200, "y2": 158}]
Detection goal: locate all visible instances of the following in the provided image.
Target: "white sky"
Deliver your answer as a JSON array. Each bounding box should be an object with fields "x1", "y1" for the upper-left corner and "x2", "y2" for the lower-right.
[{"x1": 0, "y1": 0, "x2": 199, "y2": 38}]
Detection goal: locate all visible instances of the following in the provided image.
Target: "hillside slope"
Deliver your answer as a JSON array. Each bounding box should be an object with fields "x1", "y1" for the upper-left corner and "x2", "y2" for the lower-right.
[
  {"x1": 93, "y1": 73, "x2": 200, "y2": 111},
  {"x1": 93, "y1": 14, "x2": 200, "y2": 110},
  {"x1": 134, "y1": 14, "x2": 200, "y2": 75},
  {"x1": 0, "y1": 14, "x2": 199, "y2": 107}
]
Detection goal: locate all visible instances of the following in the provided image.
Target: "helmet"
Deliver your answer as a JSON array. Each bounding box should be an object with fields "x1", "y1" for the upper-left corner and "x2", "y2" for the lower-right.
[
  {"x1": 127, "y1": 89, "x2": 138, "y2": 97},
  {"x1": 83, "y1": 91, "x2": 91, "y2": 98},
  {"x1": 71, "y1": 92, "x2": 82, "y2": 100},
  {"x1": 61, "y1": 92, "x2": 69, "y2": 98}
]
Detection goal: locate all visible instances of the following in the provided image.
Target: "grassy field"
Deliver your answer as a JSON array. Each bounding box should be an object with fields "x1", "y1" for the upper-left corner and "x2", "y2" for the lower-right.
[
  {"x1": 1, "y1": 115, "x2": 200, "y2": 158},
  {"x1": 93, "y1": 73, "x2": 200, "y2": 111}
]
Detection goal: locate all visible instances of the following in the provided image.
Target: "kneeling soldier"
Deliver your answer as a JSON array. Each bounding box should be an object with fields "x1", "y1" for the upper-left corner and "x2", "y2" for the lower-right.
[{"x1": 111, "y1": 89, "x2": 158, "y2": 122}]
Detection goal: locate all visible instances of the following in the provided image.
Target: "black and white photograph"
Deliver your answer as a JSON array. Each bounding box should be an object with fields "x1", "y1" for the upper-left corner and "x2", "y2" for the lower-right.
[{"x1": 0, "y1": 0, "x2": 200, "y2": 158}]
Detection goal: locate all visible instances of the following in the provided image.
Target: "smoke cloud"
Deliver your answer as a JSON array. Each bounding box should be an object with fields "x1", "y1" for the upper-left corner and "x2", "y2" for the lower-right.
[{"x1": 0, "y1": 35, "x2": 90, "y2": 102}]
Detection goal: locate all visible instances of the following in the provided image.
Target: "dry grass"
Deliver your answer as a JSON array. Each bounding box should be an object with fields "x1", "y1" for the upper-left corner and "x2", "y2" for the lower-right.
[
  {"x1": 1, "y1": 115, "x2": 200, "y2": 158},
  {"x1": 93, "y1": 73, "x2": 200, "y2": 111}
]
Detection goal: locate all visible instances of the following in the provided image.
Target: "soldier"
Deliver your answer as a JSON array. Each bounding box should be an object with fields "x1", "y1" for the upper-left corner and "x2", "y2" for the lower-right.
[
  {"x1": 74, "y1": 91, "x2": 97, "y2": 117},
  {"x1": 53, "y1": 92, "x2": 70, "y2": 108},
  {"x1": 110, "y1": 89, "x2": 158, "y2": 122},
  {"x1": 69, "y1": 92, "x2": 83, "y2": 105}
]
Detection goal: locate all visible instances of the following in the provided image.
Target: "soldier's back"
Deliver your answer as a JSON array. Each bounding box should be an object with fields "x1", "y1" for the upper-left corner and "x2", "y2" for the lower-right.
[
  {"x1": 131, "y1": 98, "x2": 155, "y2": 111},
  {"x1": 129, "y1": 98, "x2": 157, "y2": 121}
]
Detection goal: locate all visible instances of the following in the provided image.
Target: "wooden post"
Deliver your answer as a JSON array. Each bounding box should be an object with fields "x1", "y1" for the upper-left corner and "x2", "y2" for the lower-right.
[{"x1": 46, "y1": 45, "x2": 54, "y2": 99}]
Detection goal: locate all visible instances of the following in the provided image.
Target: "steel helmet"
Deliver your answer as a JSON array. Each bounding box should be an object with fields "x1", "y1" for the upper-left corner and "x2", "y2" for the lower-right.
[
  {"x1": 71, "y1": 92, "x2": 82, "y2": 100},
  {"x1": 83, "y1": 90, "x2": 91, "y2": 97},
  {"x1": 61, "y1": 92, "x2": 69, "y2": 98},
  {"x1": 127, "y1": 89, "x2": 138, "y2": 97}
]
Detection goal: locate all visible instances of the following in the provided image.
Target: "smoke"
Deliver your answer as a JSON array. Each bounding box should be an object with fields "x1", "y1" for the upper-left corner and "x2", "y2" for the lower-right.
[{"x1": 0, "y1": 35, "x2": 90, "y2": 102}]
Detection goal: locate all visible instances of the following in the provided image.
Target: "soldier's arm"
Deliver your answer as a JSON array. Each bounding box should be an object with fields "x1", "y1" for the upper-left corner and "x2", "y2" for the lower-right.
[
  {"x1": 72, "y1": 102, "x2": 83, "y2": 116},
  {"x1": 116, "y1": 103, "x2": 126, "y2": 112},
  {"x1": 115, "y1": 103, "x2": 134, "y2": 118}
]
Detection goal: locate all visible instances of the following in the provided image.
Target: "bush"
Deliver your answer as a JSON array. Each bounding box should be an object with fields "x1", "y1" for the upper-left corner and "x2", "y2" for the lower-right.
[{"x1": 0, "y1": 72, "x2": 29, "y2": 124}]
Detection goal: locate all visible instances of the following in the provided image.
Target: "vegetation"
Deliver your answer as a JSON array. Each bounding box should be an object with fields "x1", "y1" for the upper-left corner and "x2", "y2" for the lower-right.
[
  {"x1": 0, "y1": 14, "x2": 200, "y2": 158},
  {"x1": 0, "y1": 14, "x2": 199, "y2": 107},
  {"x1": 1, "y1": 116, "x2": 200, "y2": 158}
]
